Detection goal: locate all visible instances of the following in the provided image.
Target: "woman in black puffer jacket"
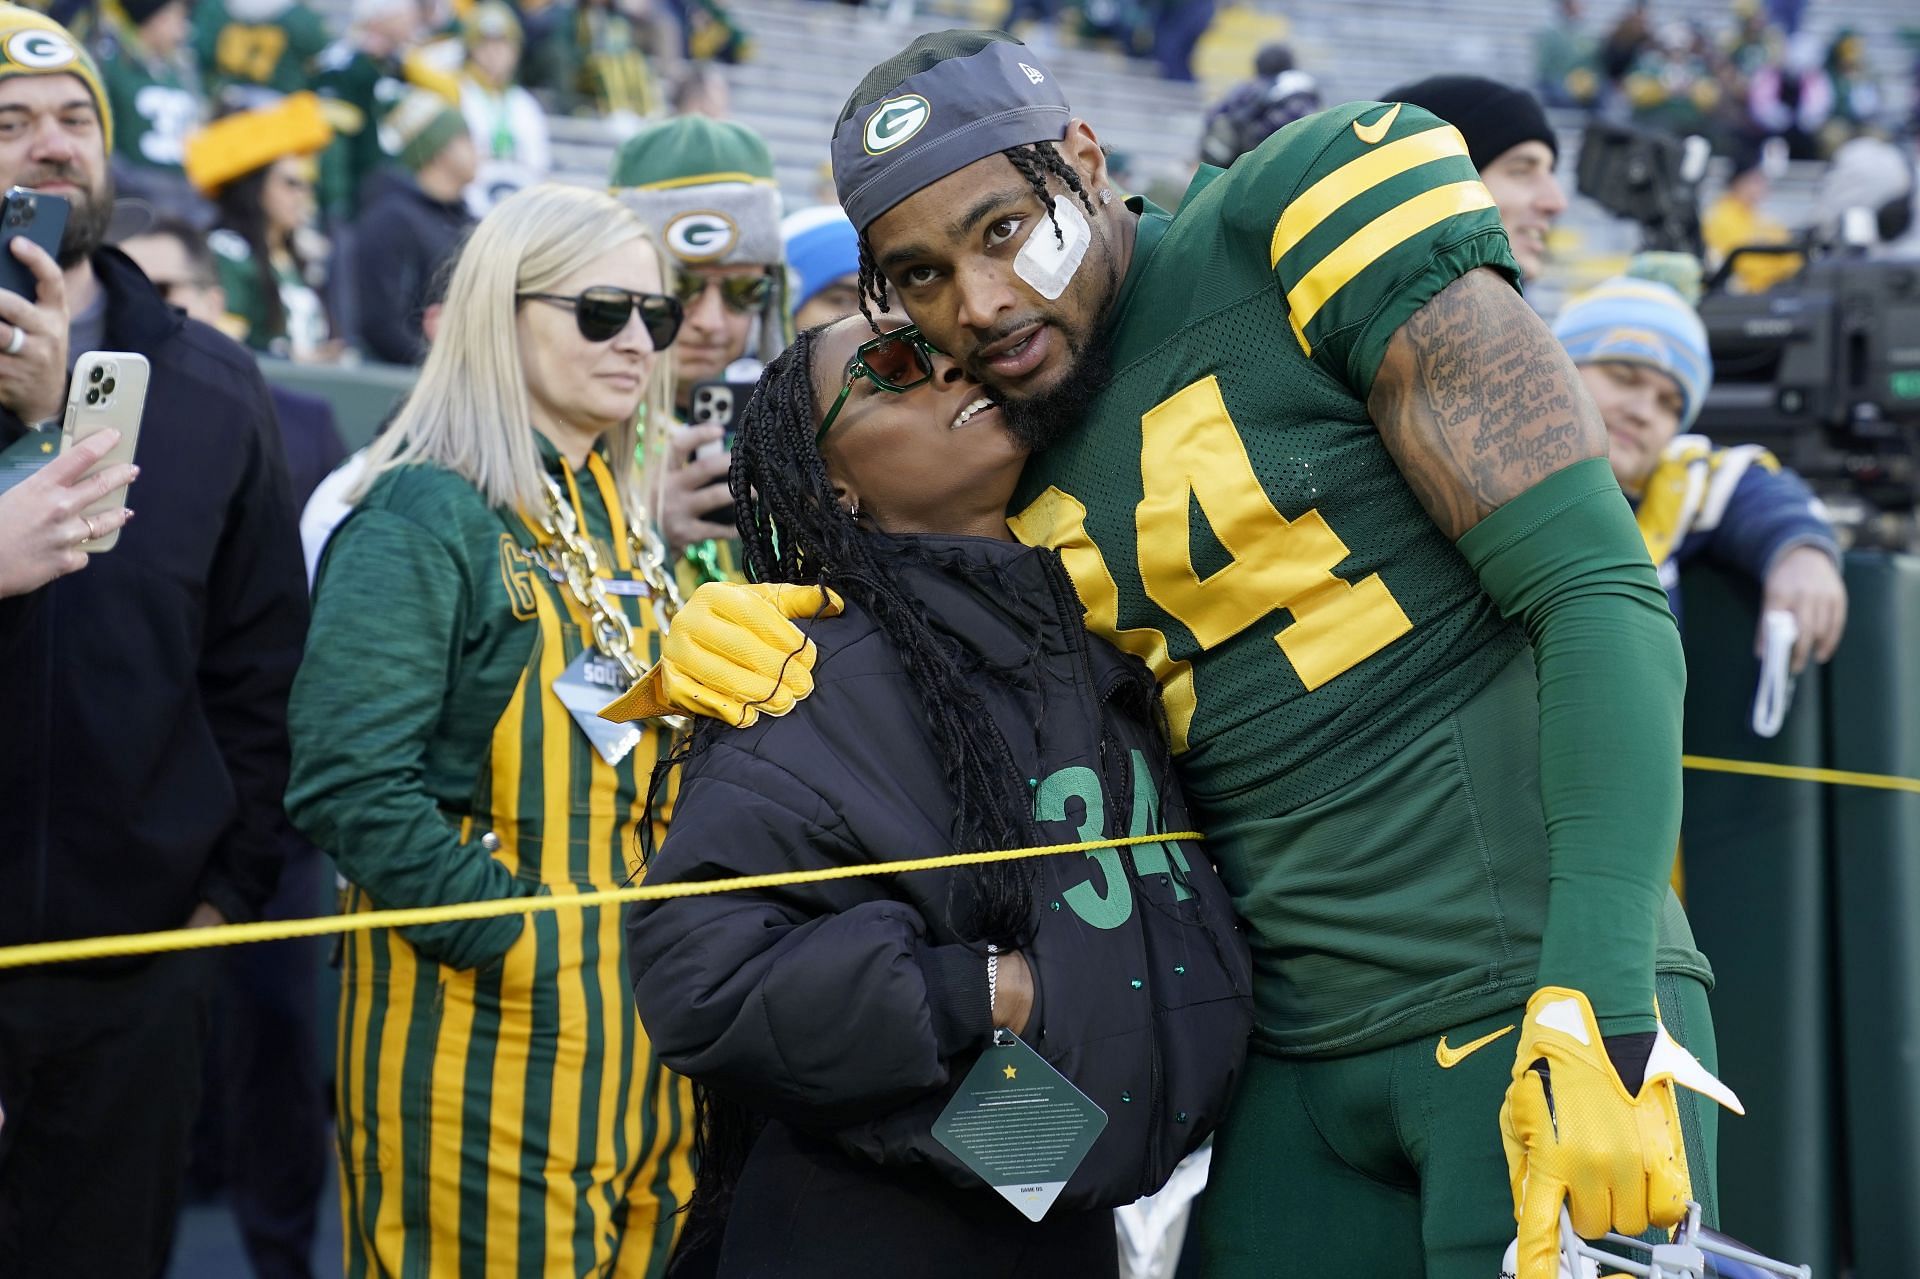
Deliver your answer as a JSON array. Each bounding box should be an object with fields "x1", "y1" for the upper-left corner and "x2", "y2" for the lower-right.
[{"x1": 613, "y1": 318, "x2": 1252, "y2": 1278}]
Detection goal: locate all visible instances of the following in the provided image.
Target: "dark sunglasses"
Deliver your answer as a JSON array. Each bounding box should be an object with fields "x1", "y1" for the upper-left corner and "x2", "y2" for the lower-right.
[
  {"x1": 673, "y1": 271, "x2": 775, "y2": 315},
  {"x1": 519, "y1": 286, "x2": 683, "y2": 347},
  {"x1": 816, "y1": 326, "x2": 939, "y2": 445}
]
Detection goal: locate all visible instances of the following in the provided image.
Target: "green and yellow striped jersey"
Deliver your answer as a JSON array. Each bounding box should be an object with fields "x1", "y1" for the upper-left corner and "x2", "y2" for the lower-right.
[{"x1": 1011, "y1": 100, "x2": 1524, "y2": 820}]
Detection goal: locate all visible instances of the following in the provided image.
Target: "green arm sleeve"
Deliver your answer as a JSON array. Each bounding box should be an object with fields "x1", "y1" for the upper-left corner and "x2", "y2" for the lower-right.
[
  {"x1": 1457, "y1": 456, "x2": 1683, "y2": 1035},
  {"x1": 285, "y1": 508, "x2": 529, "y2": 969}
]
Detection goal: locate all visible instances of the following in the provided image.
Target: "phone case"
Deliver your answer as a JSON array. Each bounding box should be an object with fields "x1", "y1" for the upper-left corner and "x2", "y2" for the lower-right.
[
  {"x1": 0, "y1": 188, "x2": 69, "y2": 299},
  {"x1": 62, "y1": 351, "x2": 151, "y2": 551}
]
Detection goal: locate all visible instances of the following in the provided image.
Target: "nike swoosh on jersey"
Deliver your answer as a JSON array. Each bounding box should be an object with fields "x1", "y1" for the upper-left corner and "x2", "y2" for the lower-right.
[
  {"x1": 1434, "y1": 1023, "x2": 1515, "y2": 1068},
  {"x1": 1353, "y1": 102, "x2": 1403, "y2": 145}
]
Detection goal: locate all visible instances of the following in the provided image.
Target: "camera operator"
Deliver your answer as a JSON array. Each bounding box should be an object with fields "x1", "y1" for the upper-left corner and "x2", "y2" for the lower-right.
[
  {"x1": 1555, "y1": 276, "x2": 1847, "y2": 672},
  {"x1": 0, "y1": 7, "x2": 309, "y2": 1275}
]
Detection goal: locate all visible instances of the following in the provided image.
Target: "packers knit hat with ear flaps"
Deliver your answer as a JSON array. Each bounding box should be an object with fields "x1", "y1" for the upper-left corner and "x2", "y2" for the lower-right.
[
  {"x1": 1384, "y1": 74, "x2": 1556, "y2": 172},
  {"x1": 610, "y1": 116, "x2": 783, "y2": 270},
  {"x1": 610, "y1": 116, "x2": 788, "y2": 363},
  {"x1": 183, "y1": 91, "x2": 332, "y2": 194},
  {"x1": 0, "y1": 5, "x2": 110, "y2": 152},
  {"x1": 831, "y1": 30, "x2": 1069, "y2": 233}
]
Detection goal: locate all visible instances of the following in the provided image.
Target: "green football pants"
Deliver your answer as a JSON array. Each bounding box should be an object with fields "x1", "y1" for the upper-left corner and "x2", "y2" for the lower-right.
[{"x1": 1189, "y1": 972, "x2": 1719, "y2": 1279}]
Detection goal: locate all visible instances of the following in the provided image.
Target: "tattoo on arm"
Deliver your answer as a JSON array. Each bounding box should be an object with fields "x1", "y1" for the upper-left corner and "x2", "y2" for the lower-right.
[{"x1": 1367, "y1": 268, "x2": 1607, "y2": 540}]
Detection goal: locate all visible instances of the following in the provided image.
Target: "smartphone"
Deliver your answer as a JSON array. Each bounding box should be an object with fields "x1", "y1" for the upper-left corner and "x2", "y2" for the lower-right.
[
  {"x1": 0, "y1": 187, "x2": 69, "y2": 299},
  {"x1": 60, "y1": 350, "x2": 151, "y2": 552},
  {"x1": 688, "y1": 379, "x2": 755, "y2": 531}
]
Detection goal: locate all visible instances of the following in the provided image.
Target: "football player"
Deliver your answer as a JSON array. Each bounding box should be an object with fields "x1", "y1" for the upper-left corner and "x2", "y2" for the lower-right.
[{"x1": 628, "y1": 33, "x2": 1735, "y2": 1279}]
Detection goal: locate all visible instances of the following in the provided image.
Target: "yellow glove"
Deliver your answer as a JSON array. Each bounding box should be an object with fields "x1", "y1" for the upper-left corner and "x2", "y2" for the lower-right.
[
  {"x1": 1499, "y1": 986, "x2": 1744, "y2": 1279},
  {"x1": 598, "y1": 582, "x2": 842, "y2": 728}
]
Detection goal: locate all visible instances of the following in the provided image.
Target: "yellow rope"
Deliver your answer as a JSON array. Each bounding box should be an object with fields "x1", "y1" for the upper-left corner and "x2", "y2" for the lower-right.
[
  {"x1": 1683, "y1": 754, "x2": 1920, "y2": 796},
  {"x1": 0, "y1": 831, "x2": 1202, "y2": 971},
  {"x1": 1, "y1": 753, "x2": 1910, "y2": 972}
]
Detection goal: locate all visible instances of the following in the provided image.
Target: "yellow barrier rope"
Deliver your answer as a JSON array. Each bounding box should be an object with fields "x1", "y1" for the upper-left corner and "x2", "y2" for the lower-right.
[
  {"x1": 1, "y1": 753, "x2": 1912, "y2": 972},
  {"x1": 0, "y1": 831, "x2": 1203, "y2": 971},
  {"x1": 1683, "y1": 754, "x2": 1920, "y2": 796}
]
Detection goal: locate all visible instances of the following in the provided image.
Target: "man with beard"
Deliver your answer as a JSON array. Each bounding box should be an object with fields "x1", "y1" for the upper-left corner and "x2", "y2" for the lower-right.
[
  {"x1": 636, "y1": 32, "x2": 1733, "y2": 1279},
  {"x1": 0, "y1": 7, "x2": 309, "y2": 1274}
]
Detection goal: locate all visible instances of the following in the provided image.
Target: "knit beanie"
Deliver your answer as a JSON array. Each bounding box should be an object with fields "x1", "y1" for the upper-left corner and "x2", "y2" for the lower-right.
[
  {"x1": 384, "y1": 89, "x2": 469, "y2": 173},
  {"x1": 0, "y1": 5, "x2": 110, "y2": 152},
  {"x1": 183, "y1": 92, "x2": 332, "y2": 194},
  {"x1": 781, "y1": 204, "x2": 859, "y2": 317},
  {"x1": 610, "y1": 116, "x2": 783, "y2": 269},
  {"x1": 1553, "y1": 277, "x2": 1713, "y2": 428},
  {"x1": 611, "y1": 116, "x2": 787, "y2": 361},
  {"x1": 120, "y1": 0, "x2": 179, "y2": 27},
  {"x1": 831, "y1": 30, "x2": 1068, "y2": 233},
  {"x1": 463, "y1": 0, "x2": 521, "y2": 47},
  {"x1": 1384, "y1": 75, "x2": 1556, "y2": 172}
]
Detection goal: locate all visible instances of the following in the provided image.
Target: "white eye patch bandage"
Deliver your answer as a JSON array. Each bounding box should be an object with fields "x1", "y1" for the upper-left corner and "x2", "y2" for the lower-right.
[{"x1": 1014, "y1": 196, "x2": 1091, "y2": 300}]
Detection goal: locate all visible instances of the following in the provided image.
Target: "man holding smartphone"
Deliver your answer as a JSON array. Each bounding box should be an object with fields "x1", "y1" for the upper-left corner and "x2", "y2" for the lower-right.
[
  {"x1": 0, "y1": 7, "x2": 310, "y2": 1275},
  {"x1": 610, "y1": 115, "x2": 790, "y2": 591}
]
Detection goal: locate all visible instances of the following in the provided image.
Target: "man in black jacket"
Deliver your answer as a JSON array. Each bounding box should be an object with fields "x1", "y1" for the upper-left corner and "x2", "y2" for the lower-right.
[
  {"x1": 0, "y1": 9, "x2": 310, "y2": 1275},
  {"x1": 350, "y1": 89, "x2": 475, "y2": 365}
]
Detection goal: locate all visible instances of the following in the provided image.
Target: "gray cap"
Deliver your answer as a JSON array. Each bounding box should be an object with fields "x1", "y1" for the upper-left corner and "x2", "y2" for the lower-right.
[{"x1": 831, "y1": 31, "x2": 1070, "y2": 233}]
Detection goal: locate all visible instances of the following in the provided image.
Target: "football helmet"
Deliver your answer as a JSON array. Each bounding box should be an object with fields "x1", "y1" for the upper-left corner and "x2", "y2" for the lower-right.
[{"x1": 1502, "y1": 1204, "x2": 1813, "y2": 1279}]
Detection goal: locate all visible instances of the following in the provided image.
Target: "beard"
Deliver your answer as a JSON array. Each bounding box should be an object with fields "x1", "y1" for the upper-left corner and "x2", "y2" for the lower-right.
[
  {"x1": 996, "y1": 323, "x2": 1113, "y2": 454},
  {"x1": 980, "y1": 239, "x2": 1122, "y2": 453},
  {"x1": 21, "y1": 163, "x2": 114, "y2": 268}
]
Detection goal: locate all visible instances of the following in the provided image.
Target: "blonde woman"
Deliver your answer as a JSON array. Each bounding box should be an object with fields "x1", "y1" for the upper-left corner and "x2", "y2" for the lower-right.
[{"x1": 286, "y1": 184, "x2": 692, "y2": 1277}]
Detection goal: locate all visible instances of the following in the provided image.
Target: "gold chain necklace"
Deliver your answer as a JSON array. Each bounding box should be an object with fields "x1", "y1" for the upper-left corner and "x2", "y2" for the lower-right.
[{"x1": 531, "y1": 473, "x2": 683, "y2": 683}]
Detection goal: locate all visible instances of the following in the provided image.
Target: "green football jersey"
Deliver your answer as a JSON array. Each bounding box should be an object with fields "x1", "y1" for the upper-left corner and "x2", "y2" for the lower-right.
[
  {"x1": 313, "y1": 42, "x2": 402, "y2": 221},
  {"x1": 1011, "y1": 100, "x2": 1522, "y2": 815},
  {"x1": 96, "y1": 32, "x2": 203, "y2": 174},
  {"x1": 193, "y1": 0, "x2": 330, "y2": 99},
  {"x1": 1010, "y1": 102, "x2": 1709, "y2": 1055}
]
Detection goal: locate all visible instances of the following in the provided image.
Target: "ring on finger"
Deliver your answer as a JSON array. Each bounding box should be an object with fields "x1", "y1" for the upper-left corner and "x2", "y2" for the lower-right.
[
  {"x1": 82, "y1": 514, "x2": 98, "y2": 542},
  {"x1": 5, "y1": 325, "x2": 24, "y2": 356}
]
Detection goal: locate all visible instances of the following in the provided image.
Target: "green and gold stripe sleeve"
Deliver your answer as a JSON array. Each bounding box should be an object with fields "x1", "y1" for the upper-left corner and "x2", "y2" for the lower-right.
[{"x1": 1257, "y1": 102, "x2": 1519, "y2": 397}]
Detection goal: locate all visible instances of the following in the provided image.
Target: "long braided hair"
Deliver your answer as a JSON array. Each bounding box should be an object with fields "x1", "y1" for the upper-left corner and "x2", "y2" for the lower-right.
[
  {"x1": 731, "y1": 326, "x2": 1046, "y2": 880},
  {"x1": 855, "y1": 142, "x2": 1096, "y2": 330},
  {"x1": 671, "y1": 324, "x2": 1043, "y2": 1239}
]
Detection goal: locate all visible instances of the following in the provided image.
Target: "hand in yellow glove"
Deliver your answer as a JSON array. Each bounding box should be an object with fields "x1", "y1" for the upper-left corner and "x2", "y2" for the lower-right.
[
  {"x1": 1500, "y1": 986, "x2": 1744, "y2": 1279},
  {"x1": 598, "y1": 582, "x2": 842, "y2": 728}
]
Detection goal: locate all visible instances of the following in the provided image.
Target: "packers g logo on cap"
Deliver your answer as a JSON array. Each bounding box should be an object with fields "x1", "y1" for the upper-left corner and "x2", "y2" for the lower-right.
[
  {"x1": 863, "y1": 94, "x2": 930, "y2": 156},
  {"x1": 664, "y1": 210, "x2": 739, "y2": 263},
  {"x1": 5, "y1": 29, "x2": 77, "y2": 70}
]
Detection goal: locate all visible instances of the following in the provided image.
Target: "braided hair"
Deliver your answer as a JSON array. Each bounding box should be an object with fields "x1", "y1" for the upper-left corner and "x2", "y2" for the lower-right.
[
  {"x1": 671, "y1": 324, "x2": 1042, "y2": 1242},
  {"x1": 732, "y1": 327, "x2": 1044, "y2": 887},
  {"x1": 855, "y1": 141, "x2": 1097, "y2": 330}
]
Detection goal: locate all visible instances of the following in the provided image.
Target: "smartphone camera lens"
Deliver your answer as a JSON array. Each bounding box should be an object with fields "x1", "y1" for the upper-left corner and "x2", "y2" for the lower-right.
[
  {"x1": 85, "y1": 387, "x2": 99, "y2": 405},
  {"x1": 102, "y1": 377, "x2": 115, "y2": 394},
  {"x1": 88, "y1": 365, "x2": 103, "y2": 383}
]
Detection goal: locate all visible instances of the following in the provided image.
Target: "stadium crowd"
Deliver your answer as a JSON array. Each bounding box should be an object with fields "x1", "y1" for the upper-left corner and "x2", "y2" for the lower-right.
[{"x1": 0, "y1": 0, "x2": 1913, "y2": 1274}]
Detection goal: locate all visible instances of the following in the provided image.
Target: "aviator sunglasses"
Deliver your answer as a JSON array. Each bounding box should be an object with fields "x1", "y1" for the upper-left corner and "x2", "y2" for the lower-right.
[
  {"x1": 673, "y1": 271, "x2": 776, "y2": 315},
  {"x1": 816, "y1": 326, "x2": 941, "y2": 445},
  {"x1": 519, "y1": 286, "x2": 684, "y2": 348}
]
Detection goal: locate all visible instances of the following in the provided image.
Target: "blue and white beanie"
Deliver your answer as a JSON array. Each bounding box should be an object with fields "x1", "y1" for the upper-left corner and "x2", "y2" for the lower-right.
[
  {"x1": 781, "y1": 205, "x2": 861, "y2": 318},
  {"x1": 1552, "y1": 277, "x2": 1713, "y2": 428}
]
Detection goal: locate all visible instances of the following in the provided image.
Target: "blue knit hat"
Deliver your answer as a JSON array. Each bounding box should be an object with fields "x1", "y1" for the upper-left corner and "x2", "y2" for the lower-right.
[
  {"x1": 781, "y1": 205, "x2": 860, "y2": 317},
  {"x1": 1553, "y1": 277, "x2": 1713, "y2": 428}
]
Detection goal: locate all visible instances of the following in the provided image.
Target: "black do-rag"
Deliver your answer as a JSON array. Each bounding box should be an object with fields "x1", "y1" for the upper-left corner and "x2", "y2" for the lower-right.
[
  {"x1": 1385, "y1": 75, "x2": 1557, "y2": 172},
  {"x1": 832, "y1": 30, "x2": 1070, "y2": 234}
]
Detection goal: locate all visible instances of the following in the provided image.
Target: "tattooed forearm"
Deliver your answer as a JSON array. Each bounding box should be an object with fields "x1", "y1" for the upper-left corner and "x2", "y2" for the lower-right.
[{"x1": 1367, "y1": 268, "x2": 1606, "y2": 540}]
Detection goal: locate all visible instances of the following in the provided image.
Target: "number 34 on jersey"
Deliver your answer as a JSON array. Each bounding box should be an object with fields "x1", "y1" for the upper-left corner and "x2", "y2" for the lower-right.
[{"x1": 1009, "y1": 374, "x2": 1412, "y2": 753}]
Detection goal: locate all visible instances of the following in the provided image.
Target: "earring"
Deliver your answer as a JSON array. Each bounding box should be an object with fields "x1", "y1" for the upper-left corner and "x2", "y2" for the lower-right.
[
  {"x1": 848, "y1": 497, "x2": 860, "y2": 520},
  {"x1": 1099, "y1": 188, "x2": 1114, "y2": 206}
]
